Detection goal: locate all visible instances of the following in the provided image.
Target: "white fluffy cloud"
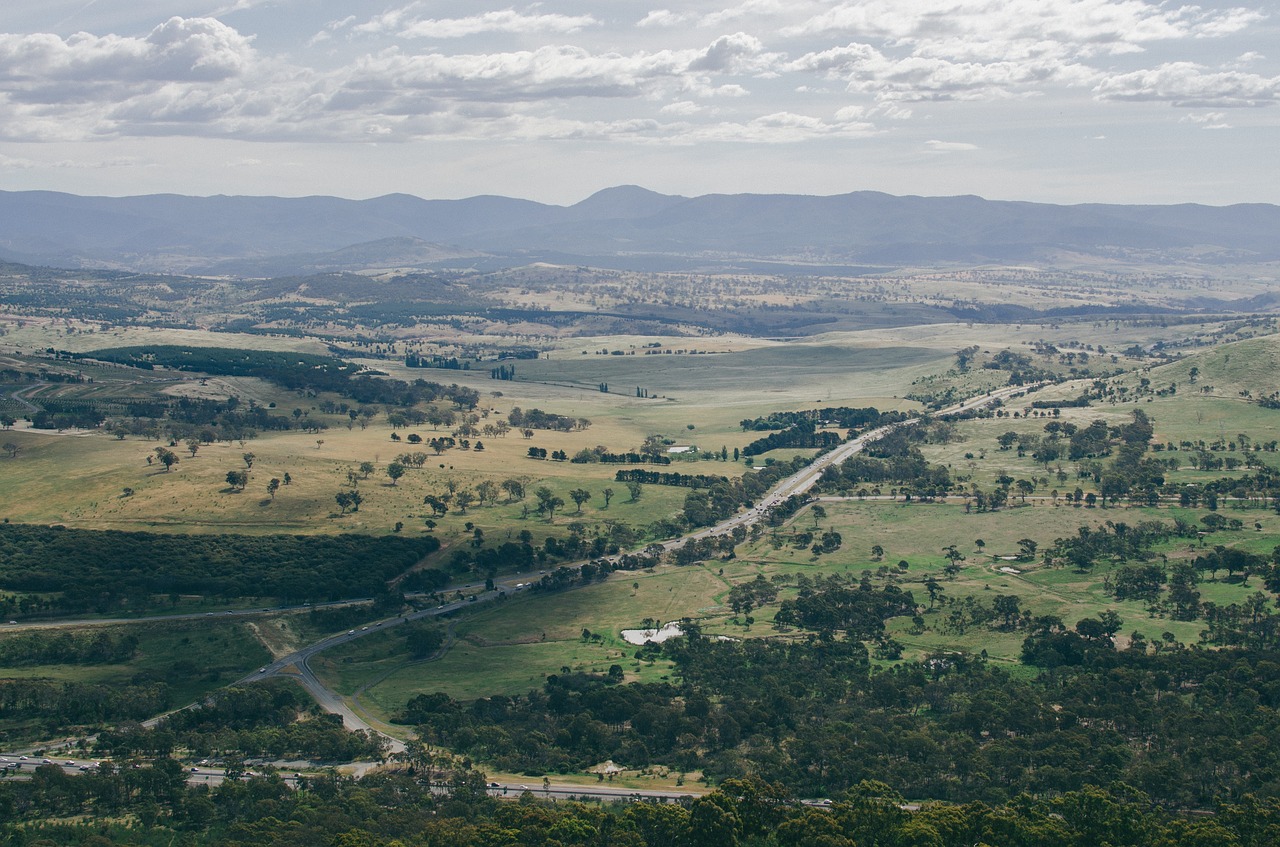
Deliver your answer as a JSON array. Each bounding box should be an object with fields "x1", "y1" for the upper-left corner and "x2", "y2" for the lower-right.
[
  {"x1": 1094, "y1": 62, "x2": 1280, "y2": 106},
  {"x1": 0, "y1": 16, "x2": 253, "y2": 92},
  {"x1": 783, "y1": 0, "x2": 1260, "y2": 47},
  {"x1": 0, "y1": 2, "x2": 1274, "y2": 153},
  {"x1": 357, "y1": 8, "x2": 600, "y2": 40}
]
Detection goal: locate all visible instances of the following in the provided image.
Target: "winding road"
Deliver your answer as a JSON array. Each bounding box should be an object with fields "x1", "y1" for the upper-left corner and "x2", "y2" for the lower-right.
[
  {"x1": 9, "y1": 382, "x2": 1037, "y2": 800},
  {"x1": 253, "y1": 383, "x2": 1036, "y2": 738}
]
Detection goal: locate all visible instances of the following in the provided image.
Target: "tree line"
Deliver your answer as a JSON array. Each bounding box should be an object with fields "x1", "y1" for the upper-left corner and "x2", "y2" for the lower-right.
[{"x1": 0, "y1": 525, "x2": 441, "y2": 614}]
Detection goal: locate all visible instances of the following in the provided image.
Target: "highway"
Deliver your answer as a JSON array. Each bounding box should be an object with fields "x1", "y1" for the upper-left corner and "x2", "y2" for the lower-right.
[
  {"x1": 6, "y1": 382, "x2": 1035, "y2": 802},
  {"x1": 248, "y1": 382, "x2": 1034, "y2": 742}
]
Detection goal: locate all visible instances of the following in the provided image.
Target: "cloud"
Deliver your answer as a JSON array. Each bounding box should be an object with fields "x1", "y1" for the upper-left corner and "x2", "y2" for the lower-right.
[
  {"x1": 400, "y1": 10, "x2": 600, "y2": 39},
  {"x1": 0, "y1": 152, "x2": 141, "y2": 169},
  {"x1": 1, "y1": 3, "x2": 1272, "y2": 149},
  {"x1": 637, "y1": 10, "x2": 695, "y2": 29},
  {"x1": 351, "y1": 5, "x2": 597, "y2": 39},
  {"x1": 335, "y1": 45, "x2": 690, "y2": 104},
  {"x1": 925, "y1": 139, "x2": 978, "y2": 152},
  {"x1": 0, "y1": 16, "x2": 254, "y2": 102},
  {"x1": 1182, "y1": 112, "x2": 1232, "y2": 129},
  {"x1": 689, "y1": 32, "x2": 768, "y2": 73},
  {"x1": 700, "y1": 0, "x2": 792, "y2": 28},
  {"x1": 1094, "y1": 62, "x2": 1280, "y2": 107},
  {"x1": 788, "y1": 43, "x2": 1096, "y2": 102},
  {"x1": 783, "y1": 0, "x2": 1262, "y2": 47},
  {"x1": 661, "y1": 100, "x2": 702, "y2": 115}
]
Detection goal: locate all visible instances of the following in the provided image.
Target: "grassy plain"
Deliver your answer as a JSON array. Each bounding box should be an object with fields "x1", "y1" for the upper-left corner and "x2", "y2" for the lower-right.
[{"x1": 313, "y1": 565, "x2": 727, "y2": 718}]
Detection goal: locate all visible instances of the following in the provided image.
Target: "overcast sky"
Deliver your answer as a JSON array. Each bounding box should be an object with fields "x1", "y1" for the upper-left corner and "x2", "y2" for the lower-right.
[{"x1": 0, "y1": 1, "x2": 1276, "y2": 206}]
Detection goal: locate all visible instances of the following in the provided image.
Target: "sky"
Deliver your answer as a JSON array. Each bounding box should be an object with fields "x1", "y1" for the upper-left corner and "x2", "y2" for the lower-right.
[{"x1": 0, "y1": 0, "x2": 1277, "y2": 206}]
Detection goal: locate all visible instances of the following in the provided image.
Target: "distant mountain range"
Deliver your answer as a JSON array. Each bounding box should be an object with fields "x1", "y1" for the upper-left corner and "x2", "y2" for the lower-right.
[{"x1": 1, "y1": 185, "x2": 1277, "y2": 275}]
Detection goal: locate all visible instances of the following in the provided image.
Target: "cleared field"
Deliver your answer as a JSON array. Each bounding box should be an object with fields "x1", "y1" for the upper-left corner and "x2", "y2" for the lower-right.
[{"x1": 314, "y1": 565, "x2": 728, "y2": 717}]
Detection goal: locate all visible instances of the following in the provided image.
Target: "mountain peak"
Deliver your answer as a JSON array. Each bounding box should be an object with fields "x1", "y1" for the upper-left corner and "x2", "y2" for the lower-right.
[{"x1": 569, "y1": 185, "x2": 686, "y2": 220}]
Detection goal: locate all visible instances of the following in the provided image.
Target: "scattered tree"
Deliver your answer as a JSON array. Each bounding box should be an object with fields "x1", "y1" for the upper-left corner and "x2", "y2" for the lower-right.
[
  {"x1": 386, "y1": 462, "x2": 406, "y2": 486},
  {"x1": 535, "y1": 487, "x2": 564, "y2": 520},
  {"x1": 155, "y1": 447, "x2": 179, "y2": 472}
]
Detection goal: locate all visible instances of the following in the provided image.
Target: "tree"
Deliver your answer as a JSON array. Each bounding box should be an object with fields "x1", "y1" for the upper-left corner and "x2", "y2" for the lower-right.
[
  {"x1": 335, "y1": 491, "x2": 354, "y2": 514},
  {"x1": 811, "y1": 505, "x2": 826, "y2": 527},
  {"x1": 870, "y1": 544, "x2": 884, "y2": 561},
  {"x1": 386, "y1": 462, "x2": 406, "y2": 486},
  {"x1": 1, "y1": 441, "x2": 17, "y2": 459},
  {"x1": 266, "y1": 478, "x2": 281, "y2": 499},
  {"x1": 359, "y1": 461, "x2": 375, "y2": 479},
  {"x1": 475, "y1": 480, "x2": 498, "y2": 506},
  {"x1": 993, "y1": 594, "x2": 1021, "y2": 629},
  {"x1": 283, "y1": 472, "x2": 292, "y2": 486},
  {"x1": 185, "y1": 439, "x2": 200, "y2": 458},
  {"x1": 602, "y1": 487, "x2": 615, "y2": 508},
  {"x1": 242, "y1": 452, "x2": 255, "y2": 469},
  {"x1": 535, "y1": 487, "x2": 564, "y2": 520},
  {"x1": 975, "y1": 539, "x2": 986, "y2": 554},
  {"x1": 570, "y1": 488, "x2": 591, "y2": 513},
  {"x1": 627, "y1": 481, "x2": 643, "y2": 502},
  {"x1": 1017, "y1": 538, "x2": 1039, "y2": 561},
  {"x1": 501, "y1": 478, "x2": 525, "y2": 502},
  {"x1": 225, "y1": 470, "x2": 248, "y2": 491},
  {"x1": 155, "y1": 447, "x2": 179, "y2": 472},
  {"x1": 454, "y1": 490, "x2": 475, "y2": 513}
]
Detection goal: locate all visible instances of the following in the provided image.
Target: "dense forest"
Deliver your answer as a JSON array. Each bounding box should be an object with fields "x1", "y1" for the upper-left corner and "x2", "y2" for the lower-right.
[
  {"x1": 392, "y1": 571, "x2": 1280, "y2": 810},
  {"x1": 4, "y1": 760, "x2": 1280, "y2": 846},
  {"x1": 95, "y1": 682, "x2": 386, "y2": 763},
  {"x1": 0, "y1": 526, "x2": 441, "y2": 613}
]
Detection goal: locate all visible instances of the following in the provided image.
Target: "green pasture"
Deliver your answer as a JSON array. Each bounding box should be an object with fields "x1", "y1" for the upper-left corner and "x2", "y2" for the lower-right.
[{"x1": 314, "y1": 565, "x2": 728, "y2": 719}]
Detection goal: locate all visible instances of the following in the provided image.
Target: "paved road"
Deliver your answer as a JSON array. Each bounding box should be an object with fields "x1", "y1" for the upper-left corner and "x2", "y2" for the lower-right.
[
  {"x1": 675, "y1": 382, "x2": 1037, "y2": 547},
  {"x1": 7, "y1": 382, "x2": 1037, "y2": 801},
  {"x1": 2, "y1": 598, "x2": 379, "y2": 632},
  {"x1": 252, "y1": 382, "x2": 1036, "y2": 739}
]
